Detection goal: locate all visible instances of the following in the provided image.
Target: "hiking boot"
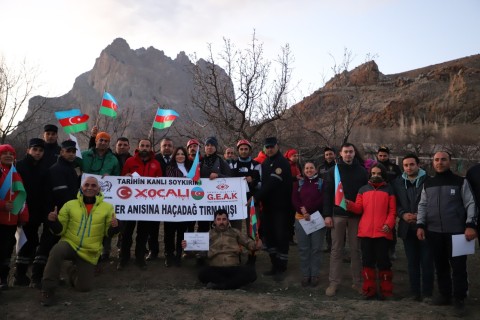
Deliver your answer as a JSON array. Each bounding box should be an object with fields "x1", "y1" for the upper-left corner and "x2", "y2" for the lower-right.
[
  {"x1": 430, "y1": 295, "x2": 451, "y2": 306},
  {"x1": 311, "y1": 277, "x2": 320, "y2": 287},
  {"x1": 453, "y1": 299, "x2": 466, "y2": 317},
  {"x1": 301, "y1": 277, "x2": 310, "y2": 287},
  {"x1": 325, "y1": 284, "x2": 337, "y2": 297},
  {"x1": 40, "y1": 290, "x2": 55, "y2": 306},
  {"x1": 13, "y1": 274, "x2": 31, "y2": 287},
  {"x1": 352, "y1": 284, "x2": 364, "y2": 295}
]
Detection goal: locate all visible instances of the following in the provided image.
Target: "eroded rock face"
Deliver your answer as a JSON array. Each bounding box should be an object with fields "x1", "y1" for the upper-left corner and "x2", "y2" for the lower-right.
[{"x1": 291, "y1": 55, "x2": 480, "y2": 129}]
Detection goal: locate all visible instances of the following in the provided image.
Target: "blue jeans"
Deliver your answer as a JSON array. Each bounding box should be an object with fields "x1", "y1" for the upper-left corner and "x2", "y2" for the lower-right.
[
  {"x1": 403, "y1": 229, "x2": 434, "y2": 296},
  {"x1": 294, "y1": 220, "x2": 326, "y2": 278}
]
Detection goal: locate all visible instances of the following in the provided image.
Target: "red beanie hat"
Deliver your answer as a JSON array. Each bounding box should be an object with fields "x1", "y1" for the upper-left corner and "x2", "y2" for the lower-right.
[
  {"x1": 0, "y1": 144, "x2": 16, "y2": 159},
  {"x1": 284, "y1": 149, "x2": 298, "y2": 159}
]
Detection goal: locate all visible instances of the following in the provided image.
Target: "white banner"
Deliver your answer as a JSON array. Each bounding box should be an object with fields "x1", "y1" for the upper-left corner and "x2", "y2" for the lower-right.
[{"x1": 83, "y1": 174, "x2": 249, "y2": 222}]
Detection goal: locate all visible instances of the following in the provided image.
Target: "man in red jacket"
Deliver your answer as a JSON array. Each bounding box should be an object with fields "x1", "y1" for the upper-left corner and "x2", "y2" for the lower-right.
[{"x1": 117, "y1": 139, "x2": 162, "y2": 270}]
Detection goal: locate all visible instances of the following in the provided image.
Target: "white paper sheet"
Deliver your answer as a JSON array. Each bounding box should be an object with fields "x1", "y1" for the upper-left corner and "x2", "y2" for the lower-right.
[
  {"x1": 298, "y1": 211, "x2": 325, "y2": 235},
  {"x1": 184, "y1": 232, "x2": 209, "y2": 251},
  {"x1": 452, "y1": 234, "x2": 475, "y2": 257},
  {"x1": 15, "y1": 227, "x2": 27, "y2": 254}
]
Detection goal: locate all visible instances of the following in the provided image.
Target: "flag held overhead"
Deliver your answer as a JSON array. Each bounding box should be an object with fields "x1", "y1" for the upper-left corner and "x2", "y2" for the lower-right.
[
  {"x1": 153, "y1": 108, "x2": 180, "y2": 130},
  {"x1": 55, "y1": 109, "x2": 89, "y2": 134},
  {"x1": 100, "y1": 92, "x2": 119, "y2": 118}
]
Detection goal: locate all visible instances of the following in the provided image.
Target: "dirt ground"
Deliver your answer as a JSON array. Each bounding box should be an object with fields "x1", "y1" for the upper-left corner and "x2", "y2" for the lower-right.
[{"x1": 2, "y1": 233, "x2": 480, "y2": 320}]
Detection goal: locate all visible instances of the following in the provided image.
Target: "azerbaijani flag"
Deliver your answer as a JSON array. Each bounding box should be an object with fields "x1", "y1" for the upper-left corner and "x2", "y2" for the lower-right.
[
  {"x1": 54, "y1": 109, "x2": 89, "y2": 134},
  {"x1": 334, "y1": 164, "x2": 347, "y2": 210},
  {"x1": 249, "y1": 198, "x2": 257, "y2": 240},
  {"x1": 153, "y1": 108, "x2": 179, "y2": 130},
  {"x1": 99, "y1": 92, "x2": 118, "y2": 118},
  {"x1": 186, "y1": 149, "x2": 200, "y2": 182},
  {"x1": 0, "y1": 165, "x2": 26, "y2": 215}
]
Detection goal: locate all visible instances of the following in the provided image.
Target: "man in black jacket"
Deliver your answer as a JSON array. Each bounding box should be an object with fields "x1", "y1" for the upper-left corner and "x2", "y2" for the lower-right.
[
  {"x1": 324, "y1": 143, "x2": 368, "y2": 297},
  {"x1": 417, "y1": 151, "x2": 477, "y2": 316},
  {"x1": 252, "y1": 137, "x2": 292, "y2": 281},
  {"x1": 13, "y1": 139, "x2": 49, "y2": 286},
  {"x1": 42, "y1": 124, "x2": 61, "y2": 168},
  {"x1": 393, "y1": 154, "x2": 433, "y2": 302},
  {"x1": 30, "y1": 140, "x2": 80, "y2": 289}
]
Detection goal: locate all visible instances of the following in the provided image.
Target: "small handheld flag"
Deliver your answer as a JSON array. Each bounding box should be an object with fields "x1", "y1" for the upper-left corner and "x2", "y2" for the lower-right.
[
  {"x1": 0, "y1": 166, "x2": 26, "y2": 215},
  {"x1": 186, "y1": 149, "x2": 200, "y2": 182},
  {"x1": 334, "y1": 164, "x2": 347, "y2": 210},
  {"x1": 249, "y1": 199, "x2": 257, "y2": 240},
  {"x1": 99, "y1": 92, "x2": 118, "y2": 118},
  {"x1": 153, "y1": 108, "x2": 179, "y2": 130},
  {"x1": 55, "y1": 109, "x2": 89, "y2": 134}
]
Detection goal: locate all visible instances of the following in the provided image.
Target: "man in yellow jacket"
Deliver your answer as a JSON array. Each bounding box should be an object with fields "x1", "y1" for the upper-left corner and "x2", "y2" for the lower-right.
[{"x1": 41, "y1": 176, "x2": 118, "y2": 306}]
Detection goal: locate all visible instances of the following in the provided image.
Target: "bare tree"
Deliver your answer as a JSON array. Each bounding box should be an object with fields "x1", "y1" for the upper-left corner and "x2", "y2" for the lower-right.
[
  {"x1": 0, "y1": 56, "x2": 46, "y2": 143},
  {"x1": 189, "y1": 30, "x2": 294, "y2": 146}
]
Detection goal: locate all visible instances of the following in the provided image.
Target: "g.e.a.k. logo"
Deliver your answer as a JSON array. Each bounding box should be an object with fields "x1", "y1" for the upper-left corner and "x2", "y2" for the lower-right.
[{"x1": 191, "y1": 186, "x2": 205, "y2": 200}]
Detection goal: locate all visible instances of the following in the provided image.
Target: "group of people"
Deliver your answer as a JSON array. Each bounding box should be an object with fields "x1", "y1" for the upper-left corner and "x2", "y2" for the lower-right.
[{"x1": 0, "y1": 124, "x2": 479, "y2": 317}]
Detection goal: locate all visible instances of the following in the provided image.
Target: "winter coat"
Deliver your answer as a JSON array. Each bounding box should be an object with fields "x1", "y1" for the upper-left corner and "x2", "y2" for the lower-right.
[
  {"x1": 347, "y1": 181, "x2": 396, "y2": 240},
  {"x1": 81, "y1": 148, "x2": 120, "y2": 175},
  {"x1": 122, "y1": 150, "x2": 162, "y2": 177},
  {"x1": 53, "y1": 192, "x2": 115, "y2": 265},
  {"x1": 292, "y1": 175, "x2": 324, "y2": 220},
  {"x1": 208, "y1": 226, "x2": 256, "y2": 267}
]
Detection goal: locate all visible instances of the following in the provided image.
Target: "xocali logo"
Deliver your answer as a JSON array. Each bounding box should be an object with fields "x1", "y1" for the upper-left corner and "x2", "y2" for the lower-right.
[
  {"x1": 117, "y1": 186, "x2": 132, "y2": 199},
  {"x1": 215, "y1": 178, "x2": 229, "y2": 190},
  {"x1": 191, "y1": 186, "x2": 205, "y2": 200}
]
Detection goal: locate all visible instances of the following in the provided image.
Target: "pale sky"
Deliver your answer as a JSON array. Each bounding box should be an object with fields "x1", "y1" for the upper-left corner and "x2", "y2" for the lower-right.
[{"x1": 1, "y1": 0, "x2": 479, "y2": 107}]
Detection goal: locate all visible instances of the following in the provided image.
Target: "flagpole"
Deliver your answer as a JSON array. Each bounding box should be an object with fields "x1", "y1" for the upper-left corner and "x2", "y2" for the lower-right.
[
  {"x1": 95, "y1": 89, "x2": 105, "y2": 128},
  {"x1": 148, "y1": 107, "x2": 158, "y2": 141}
]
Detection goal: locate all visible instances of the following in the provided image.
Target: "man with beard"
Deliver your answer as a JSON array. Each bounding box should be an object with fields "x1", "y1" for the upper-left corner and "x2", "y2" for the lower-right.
[
  {"x1": 118, "y1": 139, "x2": 162, "y2": 270},
  {"x1": 393, "y1": 154, "x2": 433, "y2": 302},
  {"x1": 14, "y1": 139, "x2": 49, "y2": 286},
  {"x1": 182, "y1": 209, "x2": 262, "y2": 290},
  {"x1": 252, "y1": 137, "x2": 292, "y2": 281},
  {"x1": 324, "y1": 143, "x2": 368, "y2": 297},
  {"x1": 82, "y1": 131, "x2": 120, "y2": 261},
  {"x1": 147, "y1": 138, "x2": 175, "y2": 262},
  {"x1": 417, "y1": 151, "x2": 477, "y2": 317},
  {"x1": 318, "y1": 147, "x2": 336, "y2": 253}
]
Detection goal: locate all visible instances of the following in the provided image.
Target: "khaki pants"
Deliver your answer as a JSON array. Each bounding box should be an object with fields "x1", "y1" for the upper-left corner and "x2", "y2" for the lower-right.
[
  {"x1": 42, "y1": 241, "x2": 95, "y2": 292},
  {"x1": 328, "y1": 216, "x2": 362, "y2": 286}
]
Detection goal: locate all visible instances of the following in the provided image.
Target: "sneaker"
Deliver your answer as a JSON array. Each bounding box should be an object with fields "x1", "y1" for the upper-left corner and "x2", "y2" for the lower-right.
[
  {"x1": 40, "y1": 290, "x2": 54, "y2": 306},
  {"x1": 13, "y1": 274, "x2": 31, "y2": 287},
  {"x1": 453, "y1": 299, "x2": 466, "y2": 317},
  {"x1": 430, "y1": 295, "x2": 451, "y2": 306},
  {"x1": 325, "y1": 284, "x2": 337, "y2": 297}
]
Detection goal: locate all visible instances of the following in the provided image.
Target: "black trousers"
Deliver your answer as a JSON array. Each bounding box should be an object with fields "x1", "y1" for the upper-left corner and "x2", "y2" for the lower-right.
[
  {"x1": 263, "y1": 209, "x2": 289, "y2": 267},
  {"x1": 198, "y1": 265, "x2": 257, "y2": 289},
  {"x1": 120, "y1": 221, "x2": 150, "y2": 262},
  {"x1": 426, "y1": 230, "x2": 468, "y2": 300},
  {"x1": 16, "y1": 219, "x2": 43, "y2": 266},
  {"x1": 0, "y1": 225, "x2": 17, "y2": 281},
  {"x1": 360, "y1": 237, "x2": 391, "y2": 270},
  {"x1": 163, "y1": 222, "x2": 188, "y2": 257},
  {"x1": 31, "y1": 225, "x2": 60, "y2": 282},
  {"x1": 147, "y1": 221, "x2": 160, "y2": 256}
]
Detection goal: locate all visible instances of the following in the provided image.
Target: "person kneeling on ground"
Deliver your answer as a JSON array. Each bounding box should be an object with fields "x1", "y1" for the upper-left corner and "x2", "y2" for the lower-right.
[
  {"x1": 182, "y1": 209, "x2": 262, "y2": 290},
  {"x1": 41, "y1": 176, "x2": 119, "y2": 306}
]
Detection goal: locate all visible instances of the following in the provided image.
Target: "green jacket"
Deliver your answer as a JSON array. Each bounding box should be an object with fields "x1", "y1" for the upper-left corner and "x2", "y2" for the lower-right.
[
  {"x1": 81, "y1": 148, "x2": 120, "y2": 175},
  {"x1": 57, "y1": 192, "x2": 115, "y2": 265}
]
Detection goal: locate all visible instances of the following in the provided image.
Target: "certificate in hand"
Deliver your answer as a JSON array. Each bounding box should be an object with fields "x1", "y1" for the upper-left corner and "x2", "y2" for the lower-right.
[
  {"x1": 184, "y1": 232, "x2": 210, "y2": 251},
  {"x1": 298, "y1": 211, "x2": 325, "y2": 235}
]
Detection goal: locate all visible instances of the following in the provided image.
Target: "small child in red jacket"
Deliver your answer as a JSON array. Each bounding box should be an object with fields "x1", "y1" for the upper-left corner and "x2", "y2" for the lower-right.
[
  {"x1": 0, "y1": 144, "x2": 29, "y2": 289},
  {"x1": 347, "y1": 163, "x2": 396, "y2": 300}
]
